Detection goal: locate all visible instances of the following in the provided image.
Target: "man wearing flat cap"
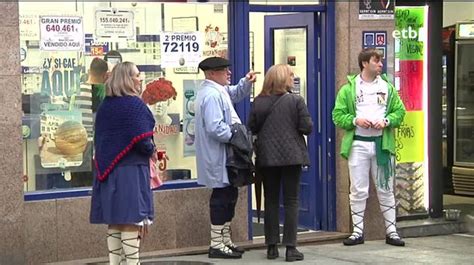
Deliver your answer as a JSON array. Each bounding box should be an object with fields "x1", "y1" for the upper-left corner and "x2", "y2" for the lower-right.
[{"x1": 195, "y1": 57, "x2": 258, "y2": 259}]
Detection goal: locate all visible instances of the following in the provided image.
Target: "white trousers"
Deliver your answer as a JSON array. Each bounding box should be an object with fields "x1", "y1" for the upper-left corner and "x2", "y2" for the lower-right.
[{"x1": 348, "y1": 140, "x2": 397, "y2": 235}]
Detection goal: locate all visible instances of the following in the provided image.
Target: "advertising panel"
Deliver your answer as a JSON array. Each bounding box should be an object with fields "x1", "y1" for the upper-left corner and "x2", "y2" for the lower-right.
[
  {"x1": 39, "y1": 16, "x2": 84, "y2": 51},
  {"x1": 394, "y1": 6, "x2": 428, "y2": 217},
  {"x1": 161, "y1": 32, "x2": 202, "y2": 67}
]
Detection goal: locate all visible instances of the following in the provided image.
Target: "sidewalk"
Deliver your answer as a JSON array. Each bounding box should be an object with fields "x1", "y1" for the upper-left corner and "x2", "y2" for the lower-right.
[{"x1": 53, "y1": 233, "x2": 474, "y2": 264}]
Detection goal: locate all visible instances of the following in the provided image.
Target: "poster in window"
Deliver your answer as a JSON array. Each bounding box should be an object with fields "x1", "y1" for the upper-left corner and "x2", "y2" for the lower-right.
[
  {"x1": 394, "y1": 6, "x2": 427, "y2": 217},
  {"x1": 20, "y1": 13, "x2": 40, "y2": 40},
  {"x1": 33, "y1": 54, "x2": 90, "y2": 169},
  {"x1": 202, "y1": 25, "x2": 228, "y2": 58},
  {"x1": 172, "y1": 16, "x2": 199, "y2": 74},
  {"x1": 39, "y1": 16, "x2": 84, "y2": 51},
  {"x1": 183, "y1": 80, "x2": 202, "y2": 157},
  {"x1": 95, "y1": 9, "x2": 135, "y2": 40},
  {"x1": 160, "y1": 32, "x2": 202, "y2": 68},
  {"x1": 39, "y1": 110, "x2": 86, "y2": 168}
]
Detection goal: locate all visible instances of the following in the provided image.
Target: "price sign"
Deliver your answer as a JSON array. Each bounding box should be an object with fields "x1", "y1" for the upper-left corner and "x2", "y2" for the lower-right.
[
  {"x1": 161, "y1": 32, "x2": 202, "y2": 68},
  {"x1": 40, "y1": 16, "x2": 84, "y2": 51},
  {"x1": 95, "y1": 9, "x2": 135, "y2": 39}
]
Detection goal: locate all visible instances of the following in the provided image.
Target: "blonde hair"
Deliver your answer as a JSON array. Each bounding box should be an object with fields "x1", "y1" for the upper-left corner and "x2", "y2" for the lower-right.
[
  {"x1": 260, "y1": 64, "x2": 293, "y2": 96},
  {"x1": 105, "y1": 62, "x2": 140, "y2": 97}
]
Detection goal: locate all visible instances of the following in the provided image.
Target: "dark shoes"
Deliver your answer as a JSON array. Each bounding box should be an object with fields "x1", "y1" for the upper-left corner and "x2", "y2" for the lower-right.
[
  {"x1": 343, "y1": 233, "x2": 365, "y2": 246},
  {"x1": 285, "y1": 246, "x2": 304, "y2": 262},
  {"x1": 227, "y1": 244, "x2": 245, "y2": 254},
  {"x1": 386, "y1": 233, "x2": 405, "y2": 247},
  {"x1": 342, "y1": 232, "x2": 404, "y2": 247},
  {"x1": 208, "y1": 247, "x2": 242, "y2": 259},
  {"x1": 267, "y1": 244, "x2": 279, "y2": 259}
]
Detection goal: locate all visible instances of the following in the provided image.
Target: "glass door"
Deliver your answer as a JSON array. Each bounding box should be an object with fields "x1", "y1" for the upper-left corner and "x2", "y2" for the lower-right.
[
  {"x1": 454, "y1": 41, "x2": 474, "y2": 166},
  {"x1": 452, "y1": 40, "x2": 474, "y2": 196},
  {"x1": 264, "y1": 13, "x2": 319, "y2": 230}
]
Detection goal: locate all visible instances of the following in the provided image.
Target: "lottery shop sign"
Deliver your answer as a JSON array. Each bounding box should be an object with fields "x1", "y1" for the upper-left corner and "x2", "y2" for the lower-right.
[
  {"x1": 161, "y1": 32, "x2": 202, "y2": 68},
  {"x1": 95, "y1": 9, "x2": 135, "y2": 39},
  {"x1": 40, "y1": 16, "x2": 84, "y2": 51}
]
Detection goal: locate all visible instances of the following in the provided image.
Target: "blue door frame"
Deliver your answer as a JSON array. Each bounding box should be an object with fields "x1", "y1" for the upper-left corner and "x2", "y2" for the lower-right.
[
  {"x1": 263, "y1": 13, "x2": 318, "y2": 230},
  {"x1": 228, "y1": 1, "x2": 336, "y2": 239}
]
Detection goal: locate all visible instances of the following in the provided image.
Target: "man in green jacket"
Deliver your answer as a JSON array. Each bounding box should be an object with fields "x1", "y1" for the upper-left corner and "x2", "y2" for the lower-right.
[{"x1": 332, "y1": 48, "x2": 406, "y2": 247}]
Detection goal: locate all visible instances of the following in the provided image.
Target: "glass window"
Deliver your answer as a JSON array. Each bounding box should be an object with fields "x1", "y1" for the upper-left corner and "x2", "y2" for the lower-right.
[
  {"x1": 21, "y1": 1, "x2": 229, "y2": 192},
  {"x1": 454, "y1": 42, "x2": 474, "y2": 165}
]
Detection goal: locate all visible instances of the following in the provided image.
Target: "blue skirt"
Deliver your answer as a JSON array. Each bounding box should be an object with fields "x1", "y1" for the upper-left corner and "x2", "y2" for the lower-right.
[{"x1": 90, "y1": 164, "x2": 154, "y2": 225}]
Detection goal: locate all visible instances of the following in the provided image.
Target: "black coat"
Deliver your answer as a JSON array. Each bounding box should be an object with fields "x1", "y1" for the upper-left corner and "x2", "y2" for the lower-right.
[
  {"x1": 226, "y1": 123, "x2": 255, "y2": 187},
  {"x1": 248, "y1": 93, "x2": 313, "y2": 167}
]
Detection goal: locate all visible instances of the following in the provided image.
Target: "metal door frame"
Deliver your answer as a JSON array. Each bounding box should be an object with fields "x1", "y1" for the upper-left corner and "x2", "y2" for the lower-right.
[
  {"x1": 228, "y1": 1, "x2": 336, "y2": 239},
  {"x1": 264, "y1": 13, "x2": 317, "y2": 229}
]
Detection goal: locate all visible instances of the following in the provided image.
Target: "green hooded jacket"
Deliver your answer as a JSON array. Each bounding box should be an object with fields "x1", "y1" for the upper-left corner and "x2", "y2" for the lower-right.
[{"x1": 332, "y1": 74, "x2": 406, "y2": 159}]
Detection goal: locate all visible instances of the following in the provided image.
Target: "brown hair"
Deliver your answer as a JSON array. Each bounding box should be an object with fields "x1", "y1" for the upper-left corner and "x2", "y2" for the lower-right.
[
  {"x1": 105, "y1": 62, "x2": 140, "y2": 97},
  {"x1": 259, "y1": 64, "x2": 293, "y2": 96},
  {"x1": 89, "y1": 57, "x2": 108, "y2": 76},
  {"x1": 358, "y1": 48, "x2": 382, "y2": 71}
]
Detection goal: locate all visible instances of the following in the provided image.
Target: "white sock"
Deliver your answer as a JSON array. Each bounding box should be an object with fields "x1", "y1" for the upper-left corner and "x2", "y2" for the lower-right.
[
  {"x1": 210, "y1": 224, "x2": 233, "y2": 254},
  {"x1": 210, "y1": 224, "x2": 224, "y2": 249},
  {"x1": 121, "y1": 231, "x2": 140, "y2": 265},
  {"x1": 350, "y1": 200, "x2": 366, "y2": 236},
  {"x1": 107, "y1": 229, "x2": 122, "y2": 265},
  {"x1": 222, "y1": 222, "x2": 236, "y2": 247}
]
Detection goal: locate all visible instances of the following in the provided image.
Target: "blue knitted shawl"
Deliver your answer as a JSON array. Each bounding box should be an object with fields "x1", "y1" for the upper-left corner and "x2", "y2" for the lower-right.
[{"x1": 94, "y1": 95, "x2": 155, "y2": 181}]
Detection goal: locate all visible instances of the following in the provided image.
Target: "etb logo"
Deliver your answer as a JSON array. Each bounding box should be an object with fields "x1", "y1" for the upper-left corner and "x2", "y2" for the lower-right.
[{"x1": 392, "y1": 26, "x2": 425, "y2": 41}]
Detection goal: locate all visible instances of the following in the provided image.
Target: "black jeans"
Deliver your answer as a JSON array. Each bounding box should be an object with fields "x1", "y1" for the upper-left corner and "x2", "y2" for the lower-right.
[
  {"x1": 210, "y1": 186, "x2": 239, "y2": 225},
  {"x1": 261, "y1": 165, "x2": 302, "y2": 247}
]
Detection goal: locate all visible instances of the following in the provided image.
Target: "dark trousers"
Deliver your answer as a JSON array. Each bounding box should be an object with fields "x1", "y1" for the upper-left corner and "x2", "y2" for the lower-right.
[
  {"x1": 261, "y1": 165, "x2": 302, "y2": 247},
  {"x1": 210, "y1": 186, "x2": 239, "y2": 225}
]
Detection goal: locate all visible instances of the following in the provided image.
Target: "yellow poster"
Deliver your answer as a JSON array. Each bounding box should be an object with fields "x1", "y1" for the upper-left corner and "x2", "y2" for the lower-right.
[{"x1": 395, "y1": 111, "x2": 424, "y2": 163}]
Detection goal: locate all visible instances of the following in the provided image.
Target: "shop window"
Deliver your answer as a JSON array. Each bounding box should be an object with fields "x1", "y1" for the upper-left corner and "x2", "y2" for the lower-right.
[{"x1": 20, "y1": 1, "x2": 228, "y2": 193}]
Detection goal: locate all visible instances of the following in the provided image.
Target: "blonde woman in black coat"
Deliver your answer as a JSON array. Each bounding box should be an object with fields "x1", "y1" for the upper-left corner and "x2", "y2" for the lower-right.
[{"x1": 248, "y1": 64, "x2": 313, "y2": 262}]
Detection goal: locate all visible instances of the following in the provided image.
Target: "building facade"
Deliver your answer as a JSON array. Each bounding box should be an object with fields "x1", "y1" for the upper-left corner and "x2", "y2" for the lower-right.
[{"x1": 0, "y1": 1, "x2": 444, "y2": 264}]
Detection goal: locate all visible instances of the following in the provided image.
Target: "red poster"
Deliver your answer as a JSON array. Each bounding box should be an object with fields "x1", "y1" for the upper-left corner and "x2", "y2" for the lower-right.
[{"x1": 396, "y1": 60, "x2": 423, "y2": 111}]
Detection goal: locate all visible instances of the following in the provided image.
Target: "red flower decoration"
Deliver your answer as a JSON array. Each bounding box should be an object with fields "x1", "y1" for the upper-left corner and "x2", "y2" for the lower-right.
[
  {"x1": 157, "y1": 151, "x2": 164, "y2": 161},
  {"x1": 142, "y1": 77, "x2": 178, "y2": 105}
]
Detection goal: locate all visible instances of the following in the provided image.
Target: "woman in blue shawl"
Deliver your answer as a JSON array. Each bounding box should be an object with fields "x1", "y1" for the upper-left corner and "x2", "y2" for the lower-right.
[{"x1": 90, "y1": 62, "x2": 155, "y2": 265}]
